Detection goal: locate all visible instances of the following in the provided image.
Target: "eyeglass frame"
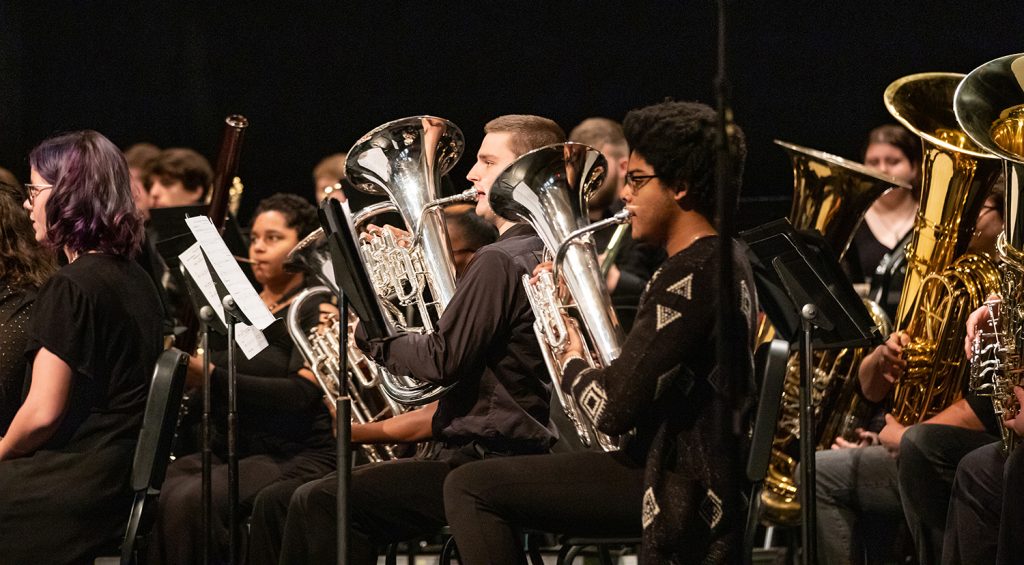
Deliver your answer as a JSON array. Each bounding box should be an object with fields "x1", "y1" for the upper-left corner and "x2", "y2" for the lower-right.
[
  {"x1": 24, "y1": 183, "x2": 52, "y2": 206},
  {"x1": 623, "y1": 172, "x2": 658, "y2": 195}
]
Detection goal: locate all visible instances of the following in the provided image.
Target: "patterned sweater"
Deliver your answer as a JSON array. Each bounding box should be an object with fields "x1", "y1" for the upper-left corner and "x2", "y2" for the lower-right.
[{"x1": 563, "y1": 236, "x2": 757, "y2": 564}]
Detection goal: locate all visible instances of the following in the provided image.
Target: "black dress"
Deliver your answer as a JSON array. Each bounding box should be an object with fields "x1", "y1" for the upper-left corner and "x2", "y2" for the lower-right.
[
  {"x1": 0, "y1": 283, "x2": 36, "y2": 434},
  {"x1": 0, "y1": 254, "x2": 163, "y2": 564}
]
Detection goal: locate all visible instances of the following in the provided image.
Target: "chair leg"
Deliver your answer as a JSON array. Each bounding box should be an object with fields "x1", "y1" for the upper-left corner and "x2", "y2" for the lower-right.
[
  {"x1": 384, "y1": 542, "x2": 398, "y2": 565},
  {"x1": 598, "y1": 545, "x2": 614, "y2": 565},
  {"x1": 524, "y1": 532, "x2": 545, "y2": 565},
  {"x1": 440, "y1": 535, "x2": 458, "y2": 564}
]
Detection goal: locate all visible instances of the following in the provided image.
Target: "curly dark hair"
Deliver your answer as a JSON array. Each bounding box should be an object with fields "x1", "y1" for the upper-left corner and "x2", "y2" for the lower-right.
[
  {"x1": 252, "y1": 193, "x2": 319, "y2": 239},
  {"x1": 622, "y1": 100, "x2": 746, "y2": 219},
  {"x1": 0, "y1": 182, "x2": 55, "y2": 289},
  {"x1": 30, "y1": 130, "x2": 145, "y2": 258}
]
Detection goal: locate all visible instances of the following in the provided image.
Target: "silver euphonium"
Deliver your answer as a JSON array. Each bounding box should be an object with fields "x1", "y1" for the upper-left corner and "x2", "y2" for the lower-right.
[
  {"x1": 345, "y1": 116, "x2": 473, "y2": 405},
  {"x1": 489, "y1": 142, "x2": 628, "y2": 451},
  {"x1": 958, "y1": 53, "x2": 1024, "y2": 453},
  {"x1": 283, "y1": 233, "x2": 411, "y2": 462}
]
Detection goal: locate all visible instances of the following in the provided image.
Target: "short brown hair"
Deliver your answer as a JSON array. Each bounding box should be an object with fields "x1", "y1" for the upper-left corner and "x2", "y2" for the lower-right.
[
  {"x1": 124, "y1": 142, "x2": 160, "y2": 170},
  {"x1": 484, "y1": 115, "x2": 565, "y2": 156},
  {"x1": 313, "y1": 153, "x2": 347, "y2": 183},
  {"x1": 569, "y1": 117, "x2": 628, "y2": 158},
  {"x1": 145, "y1": 147, "x2": 213, "y2": 196}
]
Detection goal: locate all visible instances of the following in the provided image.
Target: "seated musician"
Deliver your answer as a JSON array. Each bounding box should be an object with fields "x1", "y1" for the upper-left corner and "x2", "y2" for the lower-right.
[
  {"x1": 246, "y1": 202, "x2": 497, "y2": 563},
  {"x1": 0, "y1": 181, "x2": 56, "y2": 434},
  {"x1": 815, "y1": 185, "x2": 1006, "y2": 565},
  {"x1": 251, "y1": 115, "x2": 563, "y2": 565},
  {"x1": 148, "y1": 193, "x2": 335, "y2": 565},
  {"x1": 0, "y1": 130, "x2": 163, "y2": 563},
  {"x1": 144, "y1": 146, "x2": 213, "y2": 209},
  {"x1": 443, "y1": 100, "x2": 758, "y2": 564}
]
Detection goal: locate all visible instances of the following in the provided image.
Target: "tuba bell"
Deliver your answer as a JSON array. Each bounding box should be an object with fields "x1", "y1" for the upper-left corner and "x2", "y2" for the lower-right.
[
  {"x1": 958, "y1": 53, "x2": 1024, "y2": 452},
  {"x1": 489, "y1": 142, "x2": 627, "y2": 451},
  {"x1": 758, "y1": 141, "x2": 910, "y2": 525},
  {"x1": 342, "y1": 116, "x2": 474, "y2": 405},
  {"x1": 886, "y1": 72, "x2": 1003, "y2": 425}
]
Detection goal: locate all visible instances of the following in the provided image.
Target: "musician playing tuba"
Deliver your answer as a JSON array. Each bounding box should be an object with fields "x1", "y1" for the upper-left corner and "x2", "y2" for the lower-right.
[
  {"x1": 444, "y1": 100, "x2": 757, "y2": 565},
  {"x1": 249, "y1": 115, "x2": 564, "y2": 565}
]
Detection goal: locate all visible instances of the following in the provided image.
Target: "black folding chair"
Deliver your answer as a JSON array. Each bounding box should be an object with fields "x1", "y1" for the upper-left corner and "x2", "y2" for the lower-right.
[{"x1": 117, "y1": 347, "x2": 189, "y2": 564}]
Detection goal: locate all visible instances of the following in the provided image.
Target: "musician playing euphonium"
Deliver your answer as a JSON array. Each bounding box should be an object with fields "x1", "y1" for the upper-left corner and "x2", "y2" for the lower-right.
[
  {"x1": 148, "y1": 193, "x2": 336, "y2": 565},
  {"x1": 443, "y1": 100, "x2": 758, "y2": 564},
  {"x1": 0, "y1": 131, "x2": 163, "y2": 563},
  {"x1": 258, "y1": 115, "x2": 563, "y2": 565}
]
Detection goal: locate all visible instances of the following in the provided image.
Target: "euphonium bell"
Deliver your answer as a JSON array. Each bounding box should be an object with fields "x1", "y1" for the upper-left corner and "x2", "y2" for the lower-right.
[
  {"x1": 957, "y1": 53, "x2": 1024, "y2": 452},
  {"x1": 344, "y1": 116, "x2": 472, "y2": 405},
  {"x1": 489, "y1": 142, "x2": 626, "y2": 451},
  {"x1": 886, "y1": 72, "x2": 1003, "y2": 424}
]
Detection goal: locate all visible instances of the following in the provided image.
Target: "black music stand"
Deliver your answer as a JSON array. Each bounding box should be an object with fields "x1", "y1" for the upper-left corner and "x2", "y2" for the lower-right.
[
  {"x1": 741, "y1": 218, "x2": 880, "y2": 565},
  {"x1": 178, "y1": 242, "x2": 261, "y2": 565},
  {"x1": 318, "y1": 197, "x2": 390, "y2": 565}
]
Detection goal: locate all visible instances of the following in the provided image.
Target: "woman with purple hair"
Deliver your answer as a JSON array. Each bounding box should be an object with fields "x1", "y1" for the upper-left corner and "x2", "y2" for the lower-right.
[{"x1": 0, "y1": 130, "x2": 164, "y2": 562}]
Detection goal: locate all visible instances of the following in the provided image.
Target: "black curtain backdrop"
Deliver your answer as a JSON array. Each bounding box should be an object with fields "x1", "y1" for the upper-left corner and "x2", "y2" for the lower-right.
[{"x1": 2, "y1": 2, "x2": 1022, "y2": 227}]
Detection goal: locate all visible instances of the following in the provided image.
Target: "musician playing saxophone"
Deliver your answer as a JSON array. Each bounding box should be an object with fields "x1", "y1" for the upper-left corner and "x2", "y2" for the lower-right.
[{"x1": 443, "y1": 100, "x2": 757, "y2": 564}]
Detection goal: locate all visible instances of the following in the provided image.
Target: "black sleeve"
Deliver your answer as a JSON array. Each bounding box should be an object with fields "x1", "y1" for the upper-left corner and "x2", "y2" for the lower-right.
[
  {"x1": 362, "y1": 248, "x2": 513, "y2": 385},
  {"x1": 563, "y1": 264, "x2": 714, "y2": 435},
  {"x1": 210, "y1": 295, "x2": 327, "y2": 413},
  {"x1": 26, "y1": 274, "x2": 98, "y2": 379}
]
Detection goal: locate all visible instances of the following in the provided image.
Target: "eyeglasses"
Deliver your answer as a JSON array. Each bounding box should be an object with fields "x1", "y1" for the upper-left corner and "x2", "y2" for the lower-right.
[
  {"x1": 624, "y1": 172, "x2": 657, "y2": 195},
  {"x1": 24, "y1": 183, "x2": 52, "y2": 206}
]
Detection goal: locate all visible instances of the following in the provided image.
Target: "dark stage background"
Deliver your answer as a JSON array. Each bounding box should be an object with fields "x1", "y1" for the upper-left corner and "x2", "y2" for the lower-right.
[{"x1": 1, "y1": 2, "x2": 1021, "y2": 227}]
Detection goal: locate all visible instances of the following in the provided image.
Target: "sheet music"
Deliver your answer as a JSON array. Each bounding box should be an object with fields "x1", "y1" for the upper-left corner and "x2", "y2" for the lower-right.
[
  {"x1": 185, "y1": 216, "x2": 276, "y2": 330},
  {"x1": 235, "y1": 322, "x2": 270, "y2": 359},
  {"x1": 179, "y1": 241, "x2": 270, "y2": 359}
]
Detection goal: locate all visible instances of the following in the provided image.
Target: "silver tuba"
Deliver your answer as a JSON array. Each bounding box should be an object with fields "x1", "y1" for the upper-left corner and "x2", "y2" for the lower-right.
[
  {"x1": 489, "y1": 142, "x2": 627, "y2": 451},
  {"x1": 958, "y1": 53, "x2": 1024, "y2": 453},
  {"x1": 345, "y1": 116, "x2": 472, "y2": 405}
]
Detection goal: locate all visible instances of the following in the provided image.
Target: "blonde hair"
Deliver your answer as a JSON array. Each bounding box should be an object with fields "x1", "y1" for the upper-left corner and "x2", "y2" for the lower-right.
[{"x1": 569, "y1": 117, "x2": 628, "y2": 158}]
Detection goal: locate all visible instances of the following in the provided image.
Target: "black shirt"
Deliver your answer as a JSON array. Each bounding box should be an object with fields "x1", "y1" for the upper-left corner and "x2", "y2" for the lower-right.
[
  {"x1": 363, "y1": 223, "x2": 555, "y2": 453},
  {"x1": 207, "y1": 285, "x2": 334, "y2": 458}
]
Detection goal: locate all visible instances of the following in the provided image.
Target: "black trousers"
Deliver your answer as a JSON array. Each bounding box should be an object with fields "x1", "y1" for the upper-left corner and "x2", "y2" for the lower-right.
[
  {"x1": 147, "y1": 451, "x2": 332, "y2": 565},
  {"x1": 942, "y1": 440, "x2": 1024, "y2": 565},
  {"x1": 276, "y1": 444, "x2": 522, "y2": 565},
  {"x1": 897, "y1": 423, "x2": 997, "y2": 565},
  {"x1": 443, "y1": 450, "x2": 645, "y2": 565}
]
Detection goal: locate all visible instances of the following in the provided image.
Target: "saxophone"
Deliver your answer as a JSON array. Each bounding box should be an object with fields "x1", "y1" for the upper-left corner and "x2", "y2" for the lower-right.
[
  {"x1": 958, "y1": 53, "x2": 1024, "y2": 452},
  {"x1": 886, "y1": 73, "x2": 1003, "y2": 425},
  {"x1": 758, "y1": 141, "x2": 909, "y2": 525}
]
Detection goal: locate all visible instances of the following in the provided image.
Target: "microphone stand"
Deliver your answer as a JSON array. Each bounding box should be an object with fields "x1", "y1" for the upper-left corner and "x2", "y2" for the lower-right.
[
  {"x1": 199, "y1": 305, "x2": 216, "y2": 565},
  {"x1": 337, "y1": 295, "x2": 352, "y2": 565},
  {"x1": 221, "y1": 295, "x2": 252, "y2": 565}
]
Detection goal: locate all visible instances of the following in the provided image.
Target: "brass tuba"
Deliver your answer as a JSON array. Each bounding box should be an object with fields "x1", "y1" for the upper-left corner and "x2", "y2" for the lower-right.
[
  {"x1": 489, "y1": 142, "x2": 627, "y2": 451},
  {"x1": 345, "y1": 116, "x2": 472, "y2": 405},
  {"x1": 958, "y1": 53, "x2": 1024, "y2": 452},
  {"x1": 758, "y1": 141, "x2": 909, "y2": 525},
  {"x1": 886, "y1": 73, "x2": 1003, "y2": 425}
]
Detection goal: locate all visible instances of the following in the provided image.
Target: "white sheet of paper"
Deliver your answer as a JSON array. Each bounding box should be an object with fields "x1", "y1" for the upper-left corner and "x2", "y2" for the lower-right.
[
  {"x1": 235, "y1": 322, "x2": 270, "y2": 359},
  {"x1": 185, "y1": 216, "x2": 276, "y2": 330},
  {"x1": 179, "y1": 240, "x2": 270, "y2": 358},
  {"x1": 178, "y1": 242, "x2": 226, "y2": 324}
]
